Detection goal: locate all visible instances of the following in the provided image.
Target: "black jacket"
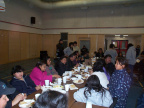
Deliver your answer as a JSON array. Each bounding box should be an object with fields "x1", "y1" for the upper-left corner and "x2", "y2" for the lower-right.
[
  {"x1": 10, "y1": 75, "x2": 36, "y2": 95},
  {"x1": 56, "y1": 43, "x2": 64, "y2": 57},
  {"x1": 66, "y1": 58, "x2": 75, "y2": 71},
  {"x1": 55, "y1": 61, "x2": 67, "y2": 76}
]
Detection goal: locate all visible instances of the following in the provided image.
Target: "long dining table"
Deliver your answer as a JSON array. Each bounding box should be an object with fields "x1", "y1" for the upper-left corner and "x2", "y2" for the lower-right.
[{"x1": 13, "y1": 62, "x2": 108, "y2": 108}]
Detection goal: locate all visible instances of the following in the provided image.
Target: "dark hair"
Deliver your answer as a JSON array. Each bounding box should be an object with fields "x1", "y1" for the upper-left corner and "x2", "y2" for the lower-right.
[
  {"x1": 59, "y1": 39, "x2": 63, "y2": 42},
  {"x1": 69, "y1": 53, "x2": 75, "y2": 58},
  {"x1": 73, "y1": 51, "x2": 79, "y2": 55},
  {"x1": 33, "y1": 90, "x2": 68, "y2": 108},
  {"x1": 104, "y1": 54, "x2": 112, "y2": 59},
  {"x1": 73, "y1": 41, "x2": 77, "y2": 44},
  {"x1": 127, "y1": 43, "x2": 133, "y2": 49},
  {"x1": 36, "y1": 61, "x2": 46, "y2": 70},
  {"x1": 84, "y1": 75, "x2": 106, "y2": 99},
  {"x1": 98, "y1": 48, "x2": 103, "y2": 52},
  {"x1": 69, "y1": 42, "x2": 74, "y2": 47},
  {"x1": 11, "y1": 65, "x2": 24, "y2": 75},
  {"x1": 109, "y1": 44, "x2": 115, "y2": 48},
  {"x1": 118, "y1": 52, "x2": 123, "y2": 57},
  {"x1": 93, "y1": 59, "x2": 104, "y2": 72},
  {"x1": 60, "y1": 56, "x2": 67, "y2": 61},
  {"x1": 105, "y1": 63, "x2": 115, "y2": 76},
  {"x1": 116, "y1": 57, "x2": 130, "y2": 73},
  {"x1": 44, "y1": 56, "x2": 51, "y2": 66}
]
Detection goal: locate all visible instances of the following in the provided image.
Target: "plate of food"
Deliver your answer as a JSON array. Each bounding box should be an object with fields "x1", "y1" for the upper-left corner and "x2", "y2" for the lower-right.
[
  {"x1": 19, "y1": 99, "x2": 35, "y2": 108},
  {"x1": 82, "y1": 75, "x2": 89, "y2": 79},
  {"x1": 53, "y1": 85, "x2": 64, "y2": 89},
  {"x1": 69, "y1": 84, "x2": 78, "y2": 90},
  {"x1": 73, "y1": 79, "x2": 84, "y2": 84},
  {"x1": 71, "y1": 77, "x2": 77, "y2": 81},
  {"x1": 81, "y1": 72, "x2": 88, "y2": 75}
]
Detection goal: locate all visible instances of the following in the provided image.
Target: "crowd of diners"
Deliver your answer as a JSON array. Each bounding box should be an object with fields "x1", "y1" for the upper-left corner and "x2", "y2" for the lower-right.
[{"x1": 0, "y1": 39, "x2": 143, "y2": 108}]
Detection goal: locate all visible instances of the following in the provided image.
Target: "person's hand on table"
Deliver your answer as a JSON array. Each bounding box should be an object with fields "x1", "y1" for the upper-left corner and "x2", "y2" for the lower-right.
[
  {"x1": 89, "y1": 70, "x2": 93, "y2": 75},
  {"x1": 52, "y1": 74, "x2": 61, "y2": 78},
  {"x1": 12, "y1": 93, "x2": 27, "y2": 106},
  {"x1": 35, "y1": 85, "x2": 41, "y2": 90}
]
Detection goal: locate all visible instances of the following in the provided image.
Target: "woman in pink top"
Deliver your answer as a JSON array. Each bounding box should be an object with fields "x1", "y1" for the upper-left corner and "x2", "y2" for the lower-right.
[{"x1": 30, "y1": 61, "x2": 60, "y2": 86}]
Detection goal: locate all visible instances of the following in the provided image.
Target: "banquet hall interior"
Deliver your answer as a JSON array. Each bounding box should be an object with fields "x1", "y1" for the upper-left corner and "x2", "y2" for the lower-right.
[{"x1": 0, "y1": 0, "x2": 144, "y2": 108}]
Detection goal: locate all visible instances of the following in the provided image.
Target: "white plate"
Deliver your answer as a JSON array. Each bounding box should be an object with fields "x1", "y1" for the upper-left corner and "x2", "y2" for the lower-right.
[
  {"x1": 69, "y1": 84, "x2": 78, "y2": 90},
  {"x1": 71, "y1": 77, "x2": 78, "y2": 81},
  {"x1": 19, "y1": 99, "x2": 35, "y2": 108},
  {"x1": 53, "y1": 85, "x2": 64, "y2": 90},
  {"x1": 73, "y1": 79, "x2": 84, "y2": 84}
]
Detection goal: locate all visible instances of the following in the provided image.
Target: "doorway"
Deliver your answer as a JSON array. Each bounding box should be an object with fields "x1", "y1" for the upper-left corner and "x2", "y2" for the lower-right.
[{"x1": 112, "y1": 40, "x2": 128, "y2": 56}]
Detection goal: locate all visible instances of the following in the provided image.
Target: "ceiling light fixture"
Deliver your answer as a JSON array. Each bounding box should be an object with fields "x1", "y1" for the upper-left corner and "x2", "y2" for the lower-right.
[
  {"x1": 123, "y1": 35, "x2": 128, "y2": 36},
  {"x1": 115, "y1": 35, "x2": 120, "y2": 36}
]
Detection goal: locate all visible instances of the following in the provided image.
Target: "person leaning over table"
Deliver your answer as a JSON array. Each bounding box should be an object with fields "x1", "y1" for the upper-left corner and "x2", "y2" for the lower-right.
[
  {"x1": 30, "y1": 61, "x2": 60, "y2": 86},
  {"x1": 73, "y1": 75, "x2": 113, "y2": 107},
  {"x1": 10, "y1": 65, "x2": 41, "y2": 95},
  {"x1": 33, "y1": 90, "x2": 68, "y2": 108},
  {"x1": 0, "y1": 81, "x2": 26, "y2": 108},
  {"x1": 66, "y1": 53, "x2": 78, "y2": 71},
  {"x1": 55, "y1": 56, "x2": 67, "y2": 76},
  {"x1": 89, "y1": 59, "x2": 109, "y2": 89}
]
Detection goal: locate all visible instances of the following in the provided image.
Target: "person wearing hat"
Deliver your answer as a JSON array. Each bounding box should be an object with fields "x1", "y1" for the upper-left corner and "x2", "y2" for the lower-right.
[
  {"x1": 56, "y1": 39, "x2": 64, "y2": 58},
  {"x1": 0, "y1": 81, "x2": 26, "y2": 108}
]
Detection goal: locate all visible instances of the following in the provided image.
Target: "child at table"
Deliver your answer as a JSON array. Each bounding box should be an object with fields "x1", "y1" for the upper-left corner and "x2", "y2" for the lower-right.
[
  {"x1": 108, "y1": 57, "x2": 132, "y2": 108},
  {"x1": 73, "y1": 75, "x2": 113, "y2": 107},
  {"x1": 10, "y1": 65, "x2": 41, "y2": 95},
  {"x1": 30, "y1": 61, "x2": 60, "y2": 86}
]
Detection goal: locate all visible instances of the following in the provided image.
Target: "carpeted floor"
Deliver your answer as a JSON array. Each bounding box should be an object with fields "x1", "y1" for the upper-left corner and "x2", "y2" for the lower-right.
[{"x1": 0, "y1": 58, "x2": 40, "y2": 81}]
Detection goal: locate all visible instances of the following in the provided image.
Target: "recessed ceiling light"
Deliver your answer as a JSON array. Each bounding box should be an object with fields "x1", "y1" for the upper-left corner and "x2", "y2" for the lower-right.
[
  {"x1": 123, "y1": 35, "x2": 128, "y2": 36},
  {"x1": 115, "y1": 35, "x2": 120, "y2": 36}
]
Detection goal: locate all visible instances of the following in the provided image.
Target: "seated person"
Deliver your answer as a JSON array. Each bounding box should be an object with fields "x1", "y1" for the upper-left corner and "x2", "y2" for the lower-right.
[
  {"x1": 45, "y1": 56, "x2": 59, "y2": 76},
  {"x1": 90, "y1": 59, "x2": 109, "y2": 88},
  {"x1": 30, "y1": 61, "x2": 60, "y2": 86},
  {"x1": 73, "y1": 51, "x2": 80, "y2": 65},
  {"x1": 73, "y1": 75, "x2": 113, "y2": 107},
  {"x1": 33, "y1": 90, "x2": 68, "y2": 108},
  {"x1": 55, "y1": 56, "x2": 67, "y2": 76},
  {"x1": 104, "y1": 54, "x2": 115, "y2": 77},
  {"x1": 0, "y1": 81, "x2": 26, "y2": 108},
  {"x1": 66, "y1": 53, "x2": 78, "y2": 71},
  {"x1": 96, "y1": 48, "x2": 104, "y2": 58},
  {"x1": 10, "y1": 65, "x2": 41, "y2": 95}
]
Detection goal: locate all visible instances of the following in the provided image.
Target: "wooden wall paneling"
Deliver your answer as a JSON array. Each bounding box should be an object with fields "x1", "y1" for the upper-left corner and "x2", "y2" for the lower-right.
[
  {"x1": 0, "y1": 30, "x2": 9, "y2": 64},
  {"x1": 141, "y1": 35, "x2": 144, "y2": 52},
  {"x1": 89, "y1": 35, "x2": 97, "y2": 57},
  {"x1": 36, "y1": 34, "x2": 43, "y2": 57},
  {"x1": 9, "y1": 31, "x2": 21, "y2": 62},
  {"x1": 97, "y1": 35, "x2": 105, "y2": 51},
  {"x1": 29, "y1": 33, "x2": 37, "y2": 58},
  {"x1": 68, "y1": 34, "x2": 77, "y2": 45},
  {"x1": 42, "y1": 35, "x2": 53, "y2": 57},
  {"x1": 20, "y1": 32, "x2": 30, "y2": 60}
]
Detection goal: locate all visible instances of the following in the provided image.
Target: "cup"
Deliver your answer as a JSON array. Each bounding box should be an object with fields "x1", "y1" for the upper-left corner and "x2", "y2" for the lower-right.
[
  {"x1": 35, "y1": 93, "x2": 41, "y2": 100},
  {"x1": 69, "y1": 71, "x2": 72, "y2": 77},
  {"x1": 78, "y1": 75, "x2": 82, "y2": 79},
  {"x1": 78, "y1": 67, "x2": 81, "y2": 72},
  {"x1": 45, "y1": 80, "x2": 49, "y2": 86},
  {"x1": 86, "y1": 101, "x2": 92, "y2": 108},
  {"x1": 63, "y1": 77, "x2": 66, "y2": 83},
  {"x1": 58, "y1": 78, "x2": 62, "y2": 85},
  {"x1": 65, "y1": 84, "x2": 70, "y2": 91}
]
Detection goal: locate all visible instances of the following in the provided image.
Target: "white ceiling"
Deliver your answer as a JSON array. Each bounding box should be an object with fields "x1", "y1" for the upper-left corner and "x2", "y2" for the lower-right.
[{"x1": 24, "y1": 0, "x2": 144, "y2": 9}]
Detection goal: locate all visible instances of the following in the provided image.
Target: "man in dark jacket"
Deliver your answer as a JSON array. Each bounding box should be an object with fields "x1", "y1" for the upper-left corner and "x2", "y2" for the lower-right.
[
  {"x1": 56, "y1": 39, "x2": 64, "y2": 58},
  {"x1": 55, "y1": 56, "x2": 67, "y2": 76},
  {"x1": 66, "y1": 53, "x2": 77, "y2": 71},
  {"x1": 0, "y1": 79, "x2": 26, "y2": 108}
]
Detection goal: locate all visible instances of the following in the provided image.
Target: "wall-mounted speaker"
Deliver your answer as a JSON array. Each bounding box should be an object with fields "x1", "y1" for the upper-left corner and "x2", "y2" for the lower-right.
[{"x1": 31, "y1": 17, "x2": 35, "y2": 24}]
